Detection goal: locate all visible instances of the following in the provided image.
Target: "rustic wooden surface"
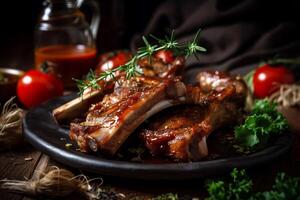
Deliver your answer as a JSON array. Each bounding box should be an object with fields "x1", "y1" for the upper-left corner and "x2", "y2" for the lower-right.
[{"x1": 0, "y1": 107, "x2": 299, "y2": 200}]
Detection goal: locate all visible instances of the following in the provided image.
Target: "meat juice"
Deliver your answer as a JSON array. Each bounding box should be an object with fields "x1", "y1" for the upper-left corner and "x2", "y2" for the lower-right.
[{"x1": 35, "y1": 45, "x2": 97, "y2": 90}]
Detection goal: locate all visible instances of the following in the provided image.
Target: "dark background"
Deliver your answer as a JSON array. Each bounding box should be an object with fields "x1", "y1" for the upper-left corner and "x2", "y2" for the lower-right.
[
  {"x1": 1, "y1": 0, "x2": 300, "y2": 70},
  {"x1": 0, "y1": 0, "x2": 161, "y2": 68}
]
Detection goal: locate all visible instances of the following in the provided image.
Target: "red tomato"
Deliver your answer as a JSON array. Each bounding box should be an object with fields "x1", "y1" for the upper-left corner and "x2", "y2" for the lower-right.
[
  {"x1": 155, "y1": 50, "x2": 175, "y2": 63},
  {"x1": 112, "y1": 51, "x2": 132, "y2": 68},
  {"x1": 97, "y1": 51, "x2": 132, "y2": 72},
  {"x1": 253, "y1": 64, "x2": 295, "y2": 98},
  {"x1": 17, "y1": 70, "x2": 64, "y2": 108}
]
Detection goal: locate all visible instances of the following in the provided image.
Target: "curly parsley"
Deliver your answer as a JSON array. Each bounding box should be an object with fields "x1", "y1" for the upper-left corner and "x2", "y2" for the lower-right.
[
  {"x1": 234, "y1": 100, "x2": 288, "y2": 149},
  {"x1": 206, "y1": 169, "x2": 300, "y2": 200},
  {"x1": 206, "y1": 169, "x2": 252, "y2": 200}
]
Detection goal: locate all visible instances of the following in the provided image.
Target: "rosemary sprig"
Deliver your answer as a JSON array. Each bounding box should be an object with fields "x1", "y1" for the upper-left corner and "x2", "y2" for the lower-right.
[
  {"x1": 151, "y1": 30, "x2": 179, "y2": 48},
  {"x1": 185, "y1": 29, "x2": 206, "y2": 59},
  {"x1": 74, "y1": 29, "x2": 206, "y2": 96},
  {"x1": 74, "y1": 69, "x2": 100, "y2": 95}
]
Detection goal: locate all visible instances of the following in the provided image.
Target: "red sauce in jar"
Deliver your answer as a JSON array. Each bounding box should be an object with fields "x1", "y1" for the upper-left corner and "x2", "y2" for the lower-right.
[{"x1": 35, "y1": 45, "x2": 97, "y2": 90}]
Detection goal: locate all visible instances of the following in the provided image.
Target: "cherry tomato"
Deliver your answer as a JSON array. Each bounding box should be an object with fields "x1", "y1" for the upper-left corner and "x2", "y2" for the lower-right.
[
  {"x1": 17, "y1": 70, "x2": 64, "y2": 108},
  {"x1": 155, "y1": 50, "x2": 175, "y2": 63},
  {"x1": 96, "y1": 51, "x2": 132, "y2": 73},
  {"x1": 253, "y1": 64, "x2": 295, "y2": 98}
]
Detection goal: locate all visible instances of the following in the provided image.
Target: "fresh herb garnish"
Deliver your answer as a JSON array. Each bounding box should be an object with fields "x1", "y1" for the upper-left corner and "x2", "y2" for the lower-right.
[
  {"x1": 206, "y1": 168, "x2": 252, "y2": 200},
  {"x1": 234, "y1": 100, "x2": 288, "y2": 149},
  {"x1": 206, "y1": 169, "x2": 300, "y2": 200},
  {"x1": 142, "y1": 169, "x2": 300, "y2": 200},
  {"x1": 74, "y1": 29, "x2": 206, "y2": 96},
  {"x1": 253, "y1": 173, "x2": 300, "y2": 200}
]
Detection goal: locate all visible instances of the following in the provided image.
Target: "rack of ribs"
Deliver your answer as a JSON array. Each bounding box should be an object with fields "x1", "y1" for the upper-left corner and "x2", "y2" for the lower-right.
[
  {"x1": 69, "y1": 71, "x2": 247, "y2": 158},
  {"x1": 138, "y1": 56, "x2": 185, "y2": 78},
  {"x1": 140, "y1": 71, "x2": 247, "y2": 161},
  {"x1": 53, "y1": 55, "x2": 185, "y2": 122},
  {"x1": 70, "y1": 76, "x2": 189, "y2": 155}
]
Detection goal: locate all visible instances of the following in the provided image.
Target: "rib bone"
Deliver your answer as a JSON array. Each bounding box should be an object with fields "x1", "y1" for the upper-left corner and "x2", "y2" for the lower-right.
[
  {"x1": 70, "y1": 76, "x2": 189, "y2": 155},
  {"x1": 139, "y1": 71, "x2": 247, "y2": 161},
  {"x1": 53, "y1": 56, "x2": 185, "y2": 122}
]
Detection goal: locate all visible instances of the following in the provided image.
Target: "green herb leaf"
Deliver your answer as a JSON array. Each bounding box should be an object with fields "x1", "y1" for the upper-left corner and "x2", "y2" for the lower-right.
[
  {"x1": 252, "y1": 100, "x2": 277, "y2": 116},
  {"x1": 151, "y1": 30, "x2": 179, "y2": 50},
  {"x1": 206, "y1": 169, "x2": 300, "y2": 200},
  {"x1": 206, "y1": 181, "x2": 227, "y2": 200},
  {"x1": 272, "y1": 173, "x2": 300, "y2": 199},
  {"x1": 252, "y1": 173, "x2": 300, "y2": 200},
  {"x1": 75, "y1": 29, "x2": 206, "y2": 95},
  {"x1": 234, "y1": 100, "x2": 288, "y2": 149},
  {"x1": 206, "y1": 168, "x2": 252, "y2": 200},
  {"x1": 229, "y1": 169, "x2": 252, "y2": 200}
]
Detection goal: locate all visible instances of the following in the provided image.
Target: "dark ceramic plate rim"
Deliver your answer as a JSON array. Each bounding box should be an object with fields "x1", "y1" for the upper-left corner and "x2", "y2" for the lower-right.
[{"x1": 23, "y1": 94, "x2": 292, "y2": 180}]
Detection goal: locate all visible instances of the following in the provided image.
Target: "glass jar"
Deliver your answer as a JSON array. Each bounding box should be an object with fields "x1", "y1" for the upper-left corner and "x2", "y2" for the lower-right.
[{"x1": 35, "y1": 0, "x2": 100, "y2": 90}]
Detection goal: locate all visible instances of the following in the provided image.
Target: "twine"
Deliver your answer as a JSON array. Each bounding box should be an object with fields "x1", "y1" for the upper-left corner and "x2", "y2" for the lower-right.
[
  {"x1": 0, "y1": 167, "x2": 125, "y2": 199},
  {"x1": 269, "y1": 84, "x2": 300, "y2": 107}
]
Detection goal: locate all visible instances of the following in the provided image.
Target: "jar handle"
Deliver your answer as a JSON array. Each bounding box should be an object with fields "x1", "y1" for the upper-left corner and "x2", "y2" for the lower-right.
[{"x1": 77, "y1": 0, "x2": 100, "y2": 39}]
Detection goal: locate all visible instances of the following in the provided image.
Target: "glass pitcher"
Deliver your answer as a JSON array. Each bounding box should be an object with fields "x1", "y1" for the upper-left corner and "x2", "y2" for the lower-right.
[{"x1": 35, "y1": 0, "x2": 100, "y2": 90}]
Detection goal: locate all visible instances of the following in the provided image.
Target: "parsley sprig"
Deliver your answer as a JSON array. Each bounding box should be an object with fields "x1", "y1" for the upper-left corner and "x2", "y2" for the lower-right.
[
  {"x1": 206, "y1": 169, "x2": 252, "y2": 200},
  {"x1": 206, "y1": 169, "x2": 300, "y2": 200},
  {"x1": 74, "y1": 29, "x2": 206, "y2": 96},
  {"x1": 234, "y1": 100, "x2": 288, "y2": 149},
  {"x1": 149, "y1": 169, "x2": 300, "y2": 200}
]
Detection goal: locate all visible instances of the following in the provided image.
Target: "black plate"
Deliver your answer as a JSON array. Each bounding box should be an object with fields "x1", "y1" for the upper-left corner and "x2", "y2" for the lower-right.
[{"x1": 23, "y1": 94, "x2": 292, "y2": 180}]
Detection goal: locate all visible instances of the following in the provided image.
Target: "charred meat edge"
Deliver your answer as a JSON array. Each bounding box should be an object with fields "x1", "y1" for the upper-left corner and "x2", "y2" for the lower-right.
[
  {"x1": 70, "y1": 77, "x2": 189, "y2": 155},
  {"x1": 52, "y1": 56, "x2": 185, "y2": 122},
  {"x1": 140, "y1": 71, "x2": 247, "y2": 161}
]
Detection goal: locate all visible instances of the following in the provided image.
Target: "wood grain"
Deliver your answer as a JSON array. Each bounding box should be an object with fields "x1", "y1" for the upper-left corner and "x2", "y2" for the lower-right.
[
  {"x1": 0, "y1": 144, "x2": 42, "y2": 200},
  {"x1": 21, "y1": 155, "x2": 49, "y2": 200}
]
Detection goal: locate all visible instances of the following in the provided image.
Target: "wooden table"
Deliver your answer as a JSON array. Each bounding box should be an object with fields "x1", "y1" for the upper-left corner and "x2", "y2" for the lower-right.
[{"x1": 1, "y1": 107, "x2": 300, "y2": 200}]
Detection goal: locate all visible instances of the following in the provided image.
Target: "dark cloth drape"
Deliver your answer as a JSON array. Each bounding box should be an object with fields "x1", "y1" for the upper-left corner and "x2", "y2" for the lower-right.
[{"x1": 131, "y1": 0, "x2": 300, "y2": 73}]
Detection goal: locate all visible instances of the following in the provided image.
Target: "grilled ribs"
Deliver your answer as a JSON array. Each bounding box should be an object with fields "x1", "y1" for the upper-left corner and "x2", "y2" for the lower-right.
[
  {"x1": 140, "y1": 71, "x2": 247, "y2": 161},
  {"x1": 138, "y1": 56, "x2": 185, "y2": 78},
  {"x1": 53, "y1": 55, "x2": 185, "y2": 122},
  {"x1": 70, "y1": 76, "x2": 190, "y2": 155},
  {"x1": 95, "y1": 51, "x2": 184, "y2": 79},
  {"x1": 69, "y1": 73, "x2": 225, "y2": 155},
  {"x1": 67, "y1": 67, "x2": 247, "y2": 161}
]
